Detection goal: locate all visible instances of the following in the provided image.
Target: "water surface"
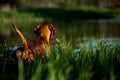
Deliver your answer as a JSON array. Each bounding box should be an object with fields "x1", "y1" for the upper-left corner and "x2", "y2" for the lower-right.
[{"x1": 0, "y1": 19, "x2": 120, "y2": 46}]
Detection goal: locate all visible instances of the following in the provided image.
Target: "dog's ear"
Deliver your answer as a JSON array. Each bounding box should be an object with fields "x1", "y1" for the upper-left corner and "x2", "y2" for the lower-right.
[
  {"x1": 33, "y1": 24, "x2": 41, "y2": 35},
  {"x1": 49, "y1": 23, "x2": 56, "y2": 39}
]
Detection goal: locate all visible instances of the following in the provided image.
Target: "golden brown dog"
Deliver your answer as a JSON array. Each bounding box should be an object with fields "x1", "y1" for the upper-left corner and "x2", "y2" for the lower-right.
[{"x1": 12, "y1": 23, "x2": 56, "y2": 64}]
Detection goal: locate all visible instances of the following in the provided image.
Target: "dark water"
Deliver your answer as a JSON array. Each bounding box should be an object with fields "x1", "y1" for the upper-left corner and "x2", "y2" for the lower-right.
[
  {"x1": 56, "y1": 20, "x2": 120, "y2": 39},
  {"x1": 0, "y1": 19, "x2": 120, "y2": 46}
]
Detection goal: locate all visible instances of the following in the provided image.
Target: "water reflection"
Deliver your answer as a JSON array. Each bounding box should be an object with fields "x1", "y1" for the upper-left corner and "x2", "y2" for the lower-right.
[
  {"x1": 56, "y1": 20, "x2": 120, "y2": 40},
  {"x1": 0, "y1": 20, "x2": 120, "y2": 46}
]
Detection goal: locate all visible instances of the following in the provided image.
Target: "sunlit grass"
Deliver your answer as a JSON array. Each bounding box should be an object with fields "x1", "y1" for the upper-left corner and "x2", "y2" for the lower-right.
[{"x1": 0, "y1": 38, "x2": 120, "y2": 80}]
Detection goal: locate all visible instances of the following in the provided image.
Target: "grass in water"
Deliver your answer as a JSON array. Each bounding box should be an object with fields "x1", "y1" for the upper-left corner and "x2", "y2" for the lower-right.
[{"x1": 0, "y1": 38, "x2": 120, "y2": 80}]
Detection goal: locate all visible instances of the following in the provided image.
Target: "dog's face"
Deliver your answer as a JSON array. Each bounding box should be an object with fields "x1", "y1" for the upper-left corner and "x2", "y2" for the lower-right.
[{"x1": 34, "y1": 23, "x2": 56, "y2": 39}]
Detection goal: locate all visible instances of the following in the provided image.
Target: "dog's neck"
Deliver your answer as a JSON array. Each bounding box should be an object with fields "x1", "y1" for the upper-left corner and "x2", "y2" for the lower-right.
[{"x1": 35, "y1": 34, "x2": 50, "y2": 45}]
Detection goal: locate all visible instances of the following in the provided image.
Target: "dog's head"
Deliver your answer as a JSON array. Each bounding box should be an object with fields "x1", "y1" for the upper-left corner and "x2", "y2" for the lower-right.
[{"x1": 33, "y1": 23, "x2": 56, "y2": 39}]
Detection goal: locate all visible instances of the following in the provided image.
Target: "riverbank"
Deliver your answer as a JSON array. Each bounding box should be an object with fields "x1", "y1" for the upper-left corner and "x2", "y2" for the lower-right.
[{"x1": 0, "y1": 7, "x2": 120, "y2": 22}]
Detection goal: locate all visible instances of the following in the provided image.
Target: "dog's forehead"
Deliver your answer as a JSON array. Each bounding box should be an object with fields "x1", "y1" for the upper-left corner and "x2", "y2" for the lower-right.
[
  {"x1": 34, "y1": 23, "x2": 54, "y2": 31},
  {"x1": 41, "y1": 23, "x2": 52, "y2": 29},
  {"x1": 42, "y1": 23, "x2": 53, "y2": 27}
]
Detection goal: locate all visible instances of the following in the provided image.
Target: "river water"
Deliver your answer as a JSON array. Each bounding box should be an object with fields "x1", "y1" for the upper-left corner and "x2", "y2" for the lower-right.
[{"x1": 0, "y1": 19, "x2": 120, "y2": 46}]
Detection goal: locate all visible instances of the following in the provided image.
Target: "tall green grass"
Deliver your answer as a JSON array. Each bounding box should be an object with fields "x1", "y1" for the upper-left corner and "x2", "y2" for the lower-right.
[{"x1": 0, "y1": 38, "x2": 120, "y2": 80}]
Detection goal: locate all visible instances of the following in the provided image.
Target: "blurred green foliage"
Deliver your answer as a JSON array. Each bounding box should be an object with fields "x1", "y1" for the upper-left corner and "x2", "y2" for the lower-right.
[
  {"x1": 0, "y1": 38, "x2": 120, "y2": 80},
  {"x1": 0, "y1": 0, "x2": 120, "y2": 8},
  {"x1": 0, "y1": 0, "x2": 120, "y2": 20}
]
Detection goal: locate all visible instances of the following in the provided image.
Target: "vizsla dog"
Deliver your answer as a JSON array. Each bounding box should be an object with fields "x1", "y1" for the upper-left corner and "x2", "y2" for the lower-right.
[{"x1": 12, "y1": 23, "x2": 56, "y2": 64}]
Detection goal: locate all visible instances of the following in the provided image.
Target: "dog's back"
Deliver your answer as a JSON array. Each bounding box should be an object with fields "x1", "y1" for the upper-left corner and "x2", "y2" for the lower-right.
[{"x1": 12, "y1": 23, "x2": 56, "y2": 64}]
